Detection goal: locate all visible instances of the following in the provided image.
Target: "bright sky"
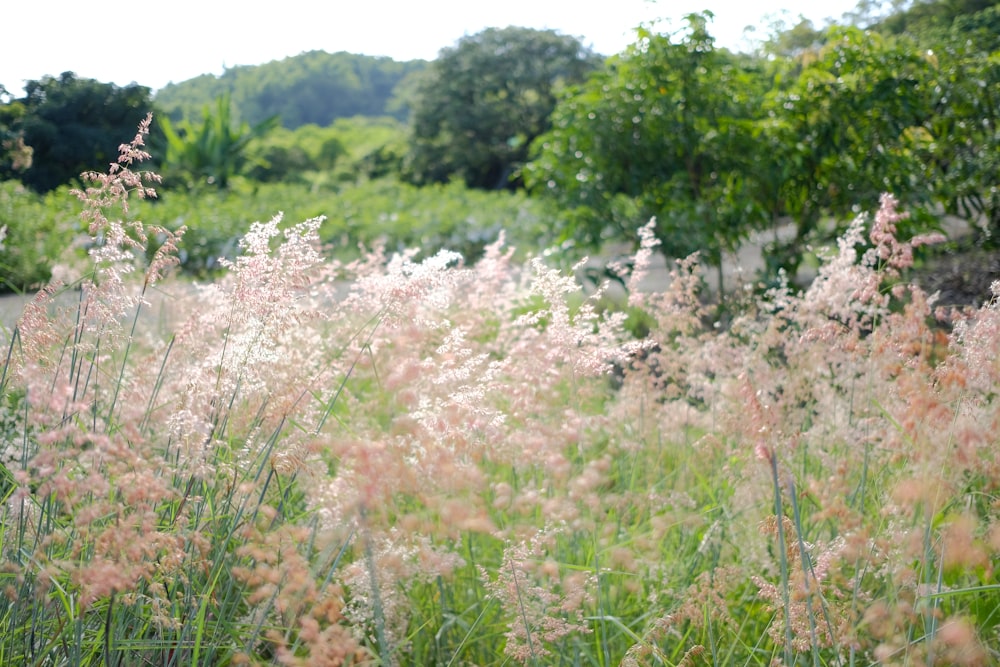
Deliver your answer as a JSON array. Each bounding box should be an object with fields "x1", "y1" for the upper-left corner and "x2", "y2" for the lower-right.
[{"x1": 2, "y1": 0, "x2": 861, "y2": 98}]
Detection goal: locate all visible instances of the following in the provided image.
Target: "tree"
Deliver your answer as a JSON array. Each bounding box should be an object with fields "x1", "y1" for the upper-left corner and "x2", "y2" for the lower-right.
[
  {"x1": 871, "y1": 0, "x2": 998, "y2": 35},
  {"x1": 525, "y1": 14, "x2": 770, "y2": 288},
  {"x1": 918, "y1": 6, "x2": 1000, "y2": 237},
  {"x1": 849, "y1": 1, "x2": 1000, "y2": 240},
  {"x1": 158, "y1": 94, "x2": 279, "y2": 189},
  {"x1": 322, "y1": 116, "x2": 408, "y2": 182},
  {"x1": 5, "y1": 73, "x2": 153, "y2": 193},
  {"x1": 761, "y1": 26, "x2": 938, "y2": 273},
  {"x1": 0, "y1": 85, "x2": 33, "y2": 177},
  {"x1": 763, "y1": 18, "x2": 829, "y2": 59},
  {"x1": 405, "y1": 26, "x2": 601, "y2": 190}
]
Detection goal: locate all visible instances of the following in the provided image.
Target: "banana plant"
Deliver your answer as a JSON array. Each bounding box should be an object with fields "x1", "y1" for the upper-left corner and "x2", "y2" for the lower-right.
[{"x1": 159, "y1": 94, "x2": 279, "y2": 188}]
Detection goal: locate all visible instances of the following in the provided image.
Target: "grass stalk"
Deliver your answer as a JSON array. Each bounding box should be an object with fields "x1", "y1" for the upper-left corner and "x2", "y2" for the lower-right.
[{"x1": 769, "y1": 454, "x2": 794, "y2": 667}]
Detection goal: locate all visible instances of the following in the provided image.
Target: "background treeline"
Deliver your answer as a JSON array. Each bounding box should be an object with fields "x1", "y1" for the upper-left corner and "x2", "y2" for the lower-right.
[
  {"x1": 154, "y1": 50, "x2": 427, "y2": 127},
  {"x1": 0, "y1": 0, "x2": 998, "y2": 295}
]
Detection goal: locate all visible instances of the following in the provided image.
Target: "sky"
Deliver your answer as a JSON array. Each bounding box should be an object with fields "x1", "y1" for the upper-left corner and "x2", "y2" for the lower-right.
[{"x1": 2, "y1": 0, "x2": 862, "y2": 97}]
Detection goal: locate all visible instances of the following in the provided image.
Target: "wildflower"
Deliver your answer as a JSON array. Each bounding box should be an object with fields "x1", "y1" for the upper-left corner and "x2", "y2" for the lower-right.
[{"x1": 626, "y1": 218, "x2": 662, "y2": 308}]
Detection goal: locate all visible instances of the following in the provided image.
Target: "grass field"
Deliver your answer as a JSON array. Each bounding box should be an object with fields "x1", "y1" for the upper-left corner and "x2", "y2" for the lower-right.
[{"x1": 1, "y1": 118, "x2": 998, "y2": 667}]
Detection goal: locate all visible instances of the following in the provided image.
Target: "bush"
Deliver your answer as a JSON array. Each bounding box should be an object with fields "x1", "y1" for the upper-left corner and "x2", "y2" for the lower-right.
[{"x1": 0, "y1": 181, "x2": 81, "y2": 292}]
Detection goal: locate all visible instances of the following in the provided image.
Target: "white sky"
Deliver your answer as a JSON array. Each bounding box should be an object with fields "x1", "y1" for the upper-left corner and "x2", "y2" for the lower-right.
[{"x1": 3, "y1": 0, "x2": 861, "y2": 97}]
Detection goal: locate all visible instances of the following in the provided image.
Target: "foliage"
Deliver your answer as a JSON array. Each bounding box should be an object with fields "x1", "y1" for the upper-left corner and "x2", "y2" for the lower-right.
[
  {"x1": 158, "y1": 94, "x2": 280, "y2": 189},
  {"x1": 154, "y1": 51, "x2": 427, "y2": 128},
  {"x1": 4, "y1": 127, "x2": 1000, "y2": 666},
  {"x1": 325, "y1": 116, "x2": 409, "y2": 182},
  {"x1": 948, "y1": 1, "x2": 1000, "y2": 51},
  {"x1": 528, "y1": 15, "x2": 969, "y2": 281},
  {"x1": 245, "y1": 126, "x2": 326, "y2": 184},
  {"x1": 0, "y1": 181, "x2": 79, "y2": 291},
  {"x1": 130, "y1": 177, "x2": 559, "y2": 275},
  {"x1": 241, "y1": 116, "x2": 414, "y2": 185},
  {"x1": 761, "y1": 17, "x2": 829, "y2": 58},
  {"x1": 1, "y1": 72, "x2": 153, "y2": 193},
  {"x1": 917, "y1": 7, "x2": 1000, "y2": 237},
  {"x1": 871, "y1": 0, "x2": 999, "y2": 35},
  {"x1": 760, "y1": 26, "x2": 938, "y2": 272},
  {"x1": 526, "y1": 14, "x2": 771, "y2": 284},
  {"x1": 0, "y1": 162, "x2": 559, "y2": 288},
  {"x1": 0, "y1": 86, "x2": 32, "y2": 178},
  {"x1": 319, "y1": 178, "x2": 561, "y2": 259},
  {"x1": 246, "y1": 140, "x2": 320, "y2": 184},
  {"x1": 405, "y1": 26, "x2": 601, "y2": 190}
]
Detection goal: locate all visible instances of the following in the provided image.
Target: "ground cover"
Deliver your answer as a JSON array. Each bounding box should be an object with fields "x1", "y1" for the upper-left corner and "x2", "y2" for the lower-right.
[{"x1": 1, "y1": 118, "x2": 999, "y2": 666}]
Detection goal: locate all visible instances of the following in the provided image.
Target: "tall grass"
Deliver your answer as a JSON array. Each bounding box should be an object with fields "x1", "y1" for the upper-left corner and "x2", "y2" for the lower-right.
[{"x1": 1, "y1": 118, "x2": 998, "y2": 666}]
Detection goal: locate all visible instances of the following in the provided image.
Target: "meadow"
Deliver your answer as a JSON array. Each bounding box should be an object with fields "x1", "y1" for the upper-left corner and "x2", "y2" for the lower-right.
[{"x1": 1, "y1": 118, "x2": 999, "y2": 667}]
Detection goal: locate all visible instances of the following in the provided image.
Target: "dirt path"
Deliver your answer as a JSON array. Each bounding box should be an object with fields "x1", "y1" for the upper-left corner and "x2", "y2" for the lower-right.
[
  {"x1": 0, "y1": 282, "x2": 203, "y2": 342},
  {"x1": 0, "y1": 293, "x2": 29, "y2": 334},
  {"x1": 0, "y1": 215, "x2": 976, "y2": 335}
]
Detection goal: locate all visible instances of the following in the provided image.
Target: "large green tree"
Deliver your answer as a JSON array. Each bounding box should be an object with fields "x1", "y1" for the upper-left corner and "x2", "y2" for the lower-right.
[
  {"x1": 526, "y1": 14, "x2": 770, "y2": 284},
  {"x1": 844, "y1": 1, "x2": 1000, "y2": 241},
  {"x1": 5, "y1": 73, "x2": 153, "y2": 193},
  {"x1": 870, "y1": 0, "x2": 998, "y2": 34},
  {"x1": 761, "y1": 26, "x2": 938, "y2": 272},
  {"x1": 405, "y1": 26, "x2": 601, "y2": 190},
  {"x1": 529, "y1": 15, "x2": 949, "y2": 280},
  {"x1": 916, "y1": 6, "x2": 1000, "y2": 236}
]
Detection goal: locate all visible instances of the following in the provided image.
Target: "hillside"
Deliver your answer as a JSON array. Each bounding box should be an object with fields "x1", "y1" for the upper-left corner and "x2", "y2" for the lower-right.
[{"x1": 153, "y1": 50, "x2": 427, "y2": 128}]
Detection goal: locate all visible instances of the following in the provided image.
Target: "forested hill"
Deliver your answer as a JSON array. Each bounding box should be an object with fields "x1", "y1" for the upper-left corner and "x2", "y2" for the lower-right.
[{"x1": 153, "y1": 50, "x2": 428, "y2": 129}]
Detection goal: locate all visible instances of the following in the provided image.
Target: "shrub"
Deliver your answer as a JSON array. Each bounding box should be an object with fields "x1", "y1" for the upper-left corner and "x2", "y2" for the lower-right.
[{"x1": 0, "y1": 181, "x2": 81, "y2": 292}]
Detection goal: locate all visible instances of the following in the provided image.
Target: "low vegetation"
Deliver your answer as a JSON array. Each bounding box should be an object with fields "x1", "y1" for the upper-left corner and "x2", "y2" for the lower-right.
[
  {"x1": 1, "y1": 2, "x2": 998, "y2": 663},
  {"x1": 0, "y1": 159, "x2": 559, "y2": 291},
  {"x1": 1, "y1": 114, "x2": 998, "y2": 667}
]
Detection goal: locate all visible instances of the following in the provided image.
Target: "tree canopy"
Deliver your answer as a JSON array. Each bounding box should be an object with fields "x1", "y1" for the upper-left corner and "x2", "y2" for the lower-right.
[
  {"x1": 154, "y1": 51, "x2": 426, "y2": 129},
  {"x1": 527, "y1": 2, "x2": 1000, "y2": 277},
  {"x1": 4, "y1": 73, "x2": 153, "y2": 193},
  {"x1": 0, "y1": 85, "x2": 33, "y2": 177},
  {"x1": 870, "y1": 0, "x2": 998, "y2": 35},
  {"x1": 760, "y1": 26, "x2": 938, "y2": 269},
  {"x1": 526, "y1": 14, "x2": 772, "y2": 277},
  {"x1": 404, "y1": 26, "x2": 602, "y2": 190}
]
